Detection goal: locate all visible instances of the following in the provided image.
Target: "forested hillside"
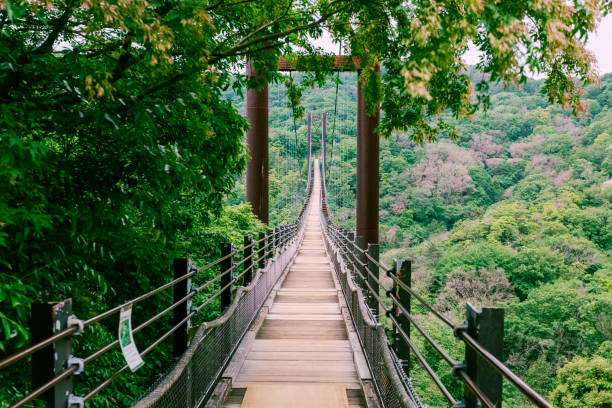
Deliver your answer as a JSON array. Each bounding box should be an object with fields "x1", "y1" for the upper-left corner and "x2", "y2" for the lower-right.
[{"x1": 246, "y1": 71, "x2": 612, "y2": 407}]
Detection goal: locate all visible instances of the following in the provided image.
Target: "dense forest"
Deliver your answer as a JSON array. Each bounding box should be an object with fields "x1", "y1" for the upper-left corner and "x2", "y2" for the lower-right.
[
  {"x1": 233, "y1": 70, "x2": 612, "y2": 407},
  {"x1": 2, "y1": 0, "x2": 610, "y2": 406}
]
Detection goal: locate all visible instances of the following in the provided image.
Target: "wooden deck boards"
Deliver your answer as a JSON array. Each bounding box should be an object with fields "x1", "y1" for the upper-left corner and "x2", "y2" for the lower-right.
[{"x1": 225, "y1": 162, "x2": 364, "y2": 406}]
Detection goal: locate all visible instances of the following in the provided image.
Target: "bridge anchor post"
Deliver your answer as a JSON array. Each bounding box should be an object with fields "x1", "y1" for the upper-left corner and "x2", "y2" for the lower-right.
[
  {"x1": 266, "y1": 228, "x2": 274, "y2": 262},
  {"x1": 173, "y1": 258, "x2": 193, "y2": 357},
  {"x1": 258, "y1": 231, "x2": 266, "y2": 269},
  {"x1": 366, "y1": 243, "x2": 380, "y2": 317},
  {"x1": 463, "y1": 304, "x2": 504, "y2": 408},
  {"x1": 243, "y1": 235, "x2": 254, "y2": 285},
  {"x1": 392, "y1": 259, "x2": 411, "y2": 376},
  {"x1": 220, "y1": 244, "x2": 234, "y2": 312},
  {"x1": 31, "y1": 300, "x2": 74, "y2": 408}
]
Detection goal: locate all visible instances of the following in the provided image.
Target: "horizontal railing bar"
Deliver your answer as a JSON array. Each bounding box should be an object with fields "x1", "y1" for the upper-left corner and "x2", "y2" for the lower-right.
[
  {"x1": 459, "y1": 331, "x2": 553, "y2": 408},
  {"x1": 195, "y1": 251, "x2": 235, "y2": 272},
  {"x1": 84, "y1": 290, "x2": 197, "y2": 364},
  {"x1": 364, "y1": 251, "x2": 392, "y2": 272},
  {"x1": 10, "y1": 364, "x2": 78, "y2": 408},
  {"x1": 362, "y1": 279, "x2": 391, "y2": 314},
  {"x1": 457, "y1": 369, "x2": 496, "y2": 408},
  {"x1": 388, "y1": 314, "x2": 457, "y2": 406},
  {"x1": 363, "y1": 265, "x2": 391, "y2": 292},
  {"x1": 0, "y1": 325, "x2": 77, "y2": 371},
  {"x1": 387, "y1": 293, "x2": 458, "y2": 367},
  {"x1": 387, "y1": 273, "x2": 456, "y2": 329},
  {"x1": 84, "y1": 310, "x2": 195, "y2": 402}
]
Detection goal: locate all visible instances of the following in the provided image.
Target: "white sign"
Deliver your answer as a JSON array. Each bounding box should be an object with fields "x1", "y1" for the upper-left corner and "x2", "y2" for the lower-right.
[{"x1": 118, "y1": 305, "x2": 144, "y2": 372}]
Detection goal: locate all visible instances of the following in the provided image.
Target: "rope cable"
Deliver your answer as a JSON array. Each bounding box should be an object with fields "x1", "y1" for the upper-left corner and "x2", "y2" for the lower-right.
[{"x1": 329, "y1": 42, "x2": 341, "y2": 182}]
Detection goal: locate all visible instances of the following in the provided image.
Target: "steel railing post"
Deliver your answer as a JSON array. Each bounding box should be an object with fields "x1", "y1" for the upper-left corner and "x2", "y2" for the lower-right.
[
  {"x1": 367, "y1": 243, "x2": 380, "y2": 316},
  {"x1": 258, "y1": 231, "x2": 266, "y2": 269},
  {"x1": 267, "y1": 228, "x2": 273, "y2": 261},
  {"x1": 355, "y1": 235, "x2": 366, "y2": 290},
  {"x1": 393, "y1": 259, "x2": 411, "y2": 376},
  {"x1": 464, "y1": 304, "x2": 505, "y2": 408},
  {"x1": 31, "y1": 300, "x2": 73, "y2": 408},
  {"x1": 243, "y1": 235, "x2": 254, "y2": 285},
  {"x1": 275, "y1": 226, "x2": 281, "y2": 250},
  {"x1": 220, "y1": 243, "x2": 233, "y2": 312},
  {"x1": 173, "y1": 258, "x2": 192, "y2": 357}
]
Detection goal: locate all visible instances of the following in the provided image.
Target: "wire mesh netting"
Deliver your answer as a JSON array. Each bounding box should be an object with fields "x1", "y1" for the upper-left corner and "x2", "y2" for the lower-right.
[
  {"x1": 322, "y1": 215, "x2": 421, "y2": 408},
  {"x1": 136, "y1": 228, "x2": 303, "y2": 408}
]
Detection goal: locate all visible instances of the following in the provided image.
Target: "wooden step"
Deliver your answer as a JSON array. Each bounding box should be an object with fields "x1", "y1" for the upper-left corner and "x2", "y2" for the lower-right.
[{"x1": 256, "y1": 319, "x2": 347, "y2": 340}]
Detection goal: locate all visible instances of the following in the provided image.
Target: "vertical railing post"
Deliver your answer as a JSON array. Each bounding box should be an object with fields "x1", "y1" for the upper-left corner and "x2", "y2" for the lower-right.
[
  {"x1": 31, "y1": 300, "x2": 73, "y2": 408},
  {"x1": 393, "y1": 259, "x2": 411, "y2": 376},
  {"x1": 220, "y1": 243, "x2": 233, "y2": 312},
  {"x1": 464, "y1": 304, "x2": 504, "y2": 408},
  {"x1": 173, "y1": 258, "x2": 192, "y2": 357},
  {"x1": 267, "y1": 228, "x2": 273, "y2": 261},
  {"x1": 258, "y1": 231, "x2": 266, "y2": 269},
  {"x1": 355, "y1": 235, "x2": 366, "y2": 290},
  {"x1": 279, "y1": 225, "x2": 286, "y2": 248},
  {"x1": 243, "y1": 235, "x2": 254, "y2": 286},
  {"x1": 367, "y1": 243, "x2": 380, "y2": 316}
]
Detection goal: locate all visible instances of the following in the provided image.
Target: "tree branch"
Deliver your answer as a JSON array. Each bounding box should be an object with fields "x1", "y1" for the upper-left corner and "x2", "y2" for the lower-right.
[
  {"x1": 212, "y1": 0, "x2": 357, "y2": 60},
  {"x1": 32, "y1": 2, "x2": 76, "y2": 55}
]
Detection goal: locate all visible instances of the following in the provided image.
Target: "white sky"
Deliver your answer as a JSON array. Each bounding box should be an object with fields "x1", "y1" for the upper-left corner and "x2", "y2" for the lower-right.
[{"x1": 313, "y1": 14, "x2": 612, "y2": 75}]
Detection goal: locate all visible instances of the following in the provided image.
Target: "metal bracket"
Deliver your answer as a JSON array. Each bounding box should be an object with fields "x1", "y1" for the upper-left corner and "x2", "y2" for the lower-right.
[
  {"x1": 68, "y1": 394, "x2": 85, "y2": 408},
  {"x1": 68, "y1": 355, "x2": 85, "y2": 375},
  {"x1": 453, "y1": 323, "x2": 468, "y2": 340},
  {"x1": 451, "y1": 361, "x2": 467, "y2": 379},
  {"x1": 67, "y1": 315, "x2": 84, "y2": 335},
  {"x1": 452, "y1": 400, "x2": 467, "y2": 408}
]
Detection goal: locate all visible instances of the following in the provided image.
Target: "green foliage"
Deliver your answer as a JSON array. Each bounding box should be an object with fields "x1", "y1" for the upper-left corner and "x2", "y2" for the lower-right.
[
  {"x1": 468, "y1": 167, "x2": 502, "y2": 206},
  {"x1": 508, "y1": 248, "x2": 572, "y2": 299},
  {"x1": 379, "y1": 72, "x2": 612, "y2": 400},
  {"x1": 550, "y1": 342, "x2": 612, "y2": 408},
  {"x1": 505, "y1": 281, "x2": 610, "y2": 371},
  {"x1": 1, "y1": 0, "x2": 610, "y2": 404}
]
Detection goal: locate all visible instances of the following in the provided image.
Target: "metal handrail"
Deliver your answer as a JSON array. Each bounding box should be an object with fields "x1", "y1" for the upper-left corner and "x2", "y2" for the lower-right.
[
  {"x1": 4, "y1": 213, "x2": 306, "y2": 408},
  {"x1": 321, "y1": 159, "x2": 553, "y2": 408}
]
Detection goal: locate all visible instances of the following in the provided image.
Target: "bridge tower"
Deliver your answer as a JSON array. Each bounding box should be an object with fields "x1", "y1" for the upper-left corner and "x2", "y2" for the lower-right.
[
  {"x1": 246, "y1": 56, "x2": 380, "y2": 239},
  {"x1": 246, "y1": 61, "x2": 269, "y2": 224},
  {"x1": 356, "y1": 66, "x2": 380, "y2": 246}
]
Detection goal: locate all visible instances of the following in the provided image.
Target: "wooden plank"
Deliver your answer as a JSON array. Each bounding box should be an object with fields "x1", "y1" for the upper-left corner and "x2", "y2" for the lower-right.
[
  {"x1": 265, "y1": 314, "x2": 342, "y2": 320},
  {"x1": 233, "y1": 380, "x2": 362, "y2": 390},
  {"x1": 277, "y1": 288, "x2": 337, "y2": 293},
  {"x1": 257, "y1": 329, "x2": 347, "y2": 340},
  {"x1": 247, "y1": 351, "x2": 354, "y2": 361},
  {"x1": 256, "y1": 321, "x2": 347, "y2": 340},
  {"x1": 241, "y1": 360, "x2": 356, "y2": 371},
  {"x1": 275, "y1": 294, "x2": 339, "y2": 303},
  {"x1": 239, "y1": 384, "x2": 349, "y2": 408},
  {"x1": 250, "y1": 339, "x2": 351, "y2": 352},
  {"x1": 235, "y1": 374, "x2": 359, "y2": 384},
  {"x1": 269, "y1": 303, "x2": 340, "y2": 314}
]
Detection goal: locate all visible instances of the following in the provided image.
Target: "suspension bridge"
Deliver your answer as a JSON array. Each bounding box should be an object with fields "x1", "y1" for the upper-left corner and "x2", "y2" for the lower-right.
[{"x1": 0, "y1": 57, "x2": 554, "y2": 408}]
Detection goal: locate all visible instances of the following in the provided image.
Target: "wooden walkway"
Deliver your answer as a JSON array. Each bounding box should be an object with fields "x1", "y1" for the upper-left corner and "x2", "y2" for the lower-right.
[{"x1": 220, "y1": 162, "x2": 371, "y2": 408}]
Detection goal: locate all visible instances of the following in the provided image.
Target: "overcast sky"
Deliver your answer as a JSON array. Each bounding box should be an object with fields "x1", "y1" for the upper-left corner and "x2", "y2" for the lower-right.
[{"x1": 314, "y1": 14, "x2": 612, "y2": 75}]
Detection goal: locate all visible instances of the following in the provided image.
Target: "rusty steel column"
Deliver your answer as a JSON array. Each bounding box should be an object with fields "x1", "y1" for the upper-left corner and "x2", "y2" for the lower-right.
[
  {"x1": 356, "y1": 67, "x2": 380, "y2": 245},
  {"x1": 322, "y1": 112, "x2": 327, "y2": 176},
  {"x1": 307, "y1": 112, "x2": 312, "y2": 184},
  {"x1": 246, "y1": 61, "x2": 269, "y2": 224}
]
